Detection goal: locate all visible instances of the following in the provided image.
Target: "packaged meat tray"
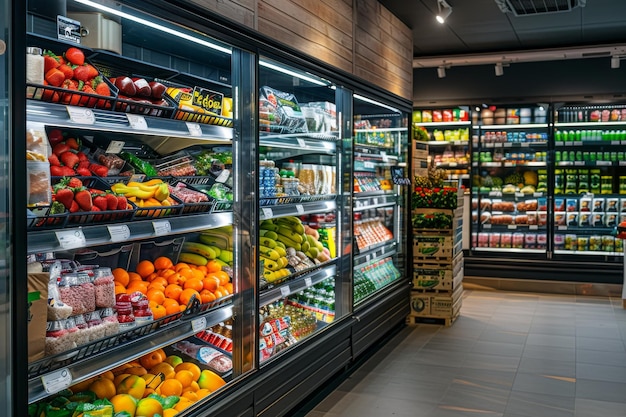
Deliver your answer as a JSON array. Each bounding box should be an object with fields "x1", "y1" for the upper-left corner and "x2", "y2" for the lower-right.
[
  {"x1": 171, "y1": 340, "x2": 232, "y2": 375},
  {"x1": 259, "y1": 86, "x2": 308, "y2": 134},
  {"x1": 154, "y1": 151, "x2": 196, "y2": 177},
  {"x1": 167, "y1": 181, "x2": 214, "y2": 214}
]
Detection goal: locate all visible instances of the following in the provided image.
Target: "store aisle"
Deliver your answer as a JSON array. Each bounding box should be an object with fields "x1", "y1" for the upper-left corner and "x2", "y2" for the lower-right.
[{"x1": 297, "y1": 289, "x2": 626, "y2": 417}]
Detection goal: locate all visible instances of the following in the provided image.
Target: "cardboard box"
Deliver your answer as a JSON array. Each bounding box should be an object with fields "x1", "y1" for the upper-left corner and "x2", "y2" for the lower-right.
[
  {"x1": 413, "y1": 264, "x2": 463, "y2": 291},
  {"x1": 409, "y1": 292, "x2": 431, "y2": 316},
  {"x1": 28, "y1": 272, "x2": 49, "y2": 362}
]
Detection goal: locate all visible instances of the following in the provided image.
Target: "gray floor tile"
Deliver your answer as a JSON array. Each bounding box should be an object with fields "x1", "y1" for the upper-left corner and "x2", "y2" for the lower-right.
[
  {"x1": 505, "y1": 391, "x2": 575, "y2": 417},
  {"x1": 575, "y1": 336, "x2": 626, "y2": 352},
  {"x1": 575, "y1": 379, "x2": 626, "y2": 403},
  {"x1": 576, "y1": 348, "x2": 626, "y2": 366},
  {"x1": 462, "y1": 352, "x2": 521, "y2": 372},
  {"x1": 439, "y1": 383, "x2": 511, "y2": 414},
  {"x1": 512, "y1": 372, "x2": 576, "y2": 397},
  {"x1": 575, "y1": 325, "x2": 622, "y2": 339},
  {"x1": 471, "y1": 340, "x2": 525, "y2": 358},
  {"x1": 479, "y1": 329, "x2": 528, "y2": 345},
  {"x1": 576, "y1": 362, "x2": 626, "y2": 383},
  {"x1": 574, "y1": 398, "x2": 626, "y2": 417},
  {"x1": 517, "y1": 357, "x2": 576, "y2": 378},
  {"x1": 528, "y1": 323, "x2": 576, "y2": 337},
  {"x1": 526, "y1": 333, "x2": 576, "y2": 349},
  {"x1": 522, "y1": 345, "x2": 576, "y2": 362}
]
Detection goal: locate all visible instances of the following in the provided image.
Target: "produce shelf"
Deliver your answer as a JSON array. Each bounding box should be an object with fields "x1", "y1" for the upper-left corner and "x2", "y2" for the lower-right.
[
  {"x1": 426, "y1": 140, "x2": 470, "y2": 146},
  {"x1": 354, "y1": 194, "x2": 398, "y2": 211},
  {"x1": 28, "y1": 303, "x2": 234, "y2": 403},
  {"x1": 260, "y1": 263, "x2": 337, "y2": 305},
  {"x1": 477, "y1": 123, "x2": 547, "y2": 129},
  {"x1": 412, "y1": 121, "x2": 471, "y2": 127},
  {"x1": 259, "y1": 197, "x2": 337, "y2": 220},
  {"x1": 353, "y1": 241, "x2": 398, "y2": 268}
]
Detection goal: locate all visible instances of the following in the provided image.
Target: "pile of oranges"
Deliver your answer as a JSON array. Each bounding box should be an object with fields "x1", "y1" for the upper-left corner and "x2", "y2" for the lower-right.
[{"x1": 112, "y1": 256, "x2": 233, "y2": 320}]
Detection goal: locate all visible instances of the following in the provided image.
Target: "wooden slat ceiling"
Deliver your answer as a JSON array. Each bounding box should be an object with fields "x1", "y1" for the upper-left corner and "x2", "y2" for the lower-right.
[{"x1": 378, "y1": 0, "x2": 626, "y2": 57}]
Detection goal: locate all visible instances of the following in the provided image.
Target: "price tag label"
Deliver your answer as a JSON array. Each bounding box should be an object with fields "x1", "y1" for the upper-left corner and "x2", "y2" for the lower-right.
[
  {"x1": 489, "y1": 191, "x2": 502, "y2": 197},
  {"x1": 127, "y1": 114, "x2": 148, "y2": 130},
  {"x1": 620, "y1": 161, "x2": 626, "y2": 166},
  {"x1": 192, "y1": 317, "x2": 207, "y2": 332},
  {"x1": 612, "y1": 141, "x2": 621, "y2": 146},
  {"x1": 533, "y1": 192, "x2": 542, "y2": 197},
  {"x1": 107, "y1": 225, "x2": 130, "y2": 243},
  {"x1": 280, "y1": 285, "x2": 290, "y2": 297},
  {"x1": 297, "y1": 138, "x2": 306, "y2": 147},
  {"x1": 521, "y1": 142, "x2": 530, "y2": 147},
  {"x1": 55, "y1": 229, "x2": 86, "y2": 250},
  {"x1": 42, "y1": 368, "x2": 72, "y2": 394},
  {"x1": 215, "y1": 169, "x2": 230, "y2": 183},
  {"x1": 296, "y1": 204, "x2": 305, "y2": 214},
  {"x1": 66, "y1": 106, "x2": 95, "y2": 124},
  {"x1": 152, "y1": 220, "x2": 171, "y2": 236},
  {"x1": 364, "y1": 161, "x2": 376, "y2": 169},
  {"x1": 529, "y1": 225, "x2": 538, "y2": 230},
  {"x1": 105, "y1": 140, "x2": 125, "y2": 154},
  {"x1": 261, "y1": 207, "x2": 273, "y2": 219},
  {"x1": 381, "y1": 151, "x2": 388, "y2": 162},
  {"x1": 504, "y1": 142, "x2": 513, "y2": 148},
  {"x1": 574, "y1": 161, "x2": 585, "y2": 166},
  {"x1": 556, "y1": 142, "x2": 564, "y2": 146},
  {"x1": 558, "y1": 226, "x2": 567, "y2": 231},
  {"x1": 574, "y1": 141, "x2": 583, "y2": 146},
  {"x1": 597, "y1": 161, "x2": 612, "y2": 166},
  {"x1": 515, "y1": 192, "x2": 524, "y2": 197},
  {"x1": 129, "y1": 174, "x2": 146, "y2": 183},
  {"x1": 504, "y1": 163, "x2": 515, "y2": 167},
  {"x1": 304, "y1": 277, "x2": 313, "y2": 287},
  {"x1": 485, "y1": 143, "x2": 494, "y2": 148},
  {"x1": 365, "y1": 254, "x2": 372, "y2": 262},
  {"x1": 186, "y1": 122, "x2": 202, "y2": 136},
  {"x1": 448, "y1": 162, "x2": 457, "y2": 167},
  {"x1": 507, "y1": 225, "x2": 517, "y2": 229},
  {"x1": 483, "y1": 224, "x2": 492, "y2": 229}
]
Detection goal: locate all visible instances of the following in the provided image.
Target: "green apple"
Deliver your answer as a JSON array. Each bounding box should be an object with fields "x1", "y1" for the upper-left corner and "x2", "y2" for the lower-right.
[{"x1": 163, "y1": 355, "x2": 183, "y2": 368}]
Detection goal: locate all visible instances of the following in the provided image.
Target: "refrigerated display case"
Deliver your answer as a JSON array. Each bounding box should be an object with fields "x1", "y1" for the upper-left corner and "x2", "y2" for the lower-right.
[{"x1": 412, "y1": 107, "x2": 472, "y2": 188}]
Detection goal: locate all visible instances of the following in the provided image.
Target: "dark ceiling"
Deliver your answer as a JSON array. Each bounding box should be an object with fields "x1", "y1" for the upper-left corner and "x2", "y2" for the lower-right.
[{"x1": 378, "y1": 0, "x2": 626, "y2": 58}]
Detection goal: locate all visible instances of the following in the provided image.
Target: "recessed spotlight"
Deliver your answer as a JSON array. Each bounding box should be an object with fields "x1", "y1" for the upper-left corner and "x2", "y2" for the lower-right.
[{"x1": 436, "y1": 0, "x2": 453, "y2": 24}]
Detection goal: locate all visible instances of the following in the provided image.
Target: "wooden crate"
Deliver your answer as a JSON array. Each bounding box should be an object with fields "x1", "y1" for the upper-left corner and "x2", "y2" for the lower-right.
[
  {"x1": 408, "y1": 284, "x2": 463, "y2": 325},
  {"x1": 413, "y1": 251, "x2": 463, "y2": 270},
  {"x1": 431, "y1": 285, "x2": 463, "y2": 316},
  {"x1": 413, "y1": 233, "x2": 463, "y2": 259},
  {"x1": 413, "y1": 263, "x2": 463, "y2": 291}
]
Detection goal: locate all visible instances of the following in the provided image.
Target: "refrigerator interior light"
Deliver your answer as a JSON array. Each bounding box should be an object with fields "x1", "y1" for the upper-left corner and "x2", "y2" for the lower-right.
[
  {"x1": 353, "y1": 94, "x2": 400, "y2": 114},
  {"x1": 259, "y1": 60, "x2": 331, "y2": 86},
  {"x1": 73, "y1": 0, "x2": 232, "y2": 54}
]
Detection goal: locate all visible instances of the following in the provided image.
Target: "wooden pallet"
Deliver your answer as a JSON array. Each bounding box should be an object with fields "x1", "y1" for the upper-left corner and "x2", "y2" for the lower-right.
[{"x1": 406, "y1": 312, "x2": 459, "y2": 327}]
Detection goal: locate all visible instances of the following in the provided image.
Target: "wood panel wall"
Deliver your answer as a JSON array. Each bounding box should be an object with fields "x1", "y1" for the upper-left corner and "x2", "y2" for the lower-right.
[{"x1": 188, "y1": 0, "x2": 413, "y2": 100}]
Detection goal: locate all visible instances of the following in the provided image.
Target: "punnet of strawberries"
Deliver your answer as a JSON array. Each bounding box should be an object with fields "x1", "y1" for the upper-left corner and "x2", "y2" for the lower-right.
[
  {"x1": 47, "y1": 129, "x2": 109, "y2": 177},
  {"x1": 51, "y1": 177, "x2": 131, "y2": 222}
]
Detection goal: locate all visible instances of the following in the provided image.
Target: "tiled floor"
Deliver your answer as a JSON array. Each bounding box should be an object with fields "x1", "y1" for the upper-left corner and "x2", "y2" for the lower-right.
[{"x1": 298, "y1": 289, "x2": 626, "y2": 417}]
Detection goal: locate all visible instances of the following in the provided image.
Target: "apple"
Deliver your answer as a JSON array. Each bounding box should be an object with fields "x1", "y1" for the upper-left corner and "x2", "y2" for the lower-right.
[
  {"x1": 149, "y1": 81, "x2": 166, "y2": 99},
  {"x1": 135, "y1": 397, "x2": 163, "y2": 417},
  {"x1": 115, "y1": 76, "x2": 137, "y2": 96},
  {"x1": 132, "y1": 78, "x2": 152, "y2": 97},
  {"x1": 164, "y1": 355, "x2": 183, "y2": 368}
]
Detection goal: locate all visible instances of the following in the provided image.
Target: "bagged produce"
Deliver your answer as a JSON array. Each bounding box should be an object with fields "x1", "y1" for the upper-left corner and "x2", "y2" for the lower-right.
[{"x1": 260, "y1": 86, "x2": 308, "y2": 134}]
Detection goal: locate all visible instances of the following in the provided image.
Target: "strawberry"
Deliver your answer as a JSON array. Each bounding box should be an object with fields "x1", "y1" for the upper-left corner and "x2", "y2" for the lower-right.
[
  {"x1": 95, "y1": 82, "x2": 110, "y2": 97},
  {"x1": 105, "y1": 193, "x2": 119, "y2": 210},
  {"x1": 65, "y1": 137, "x2": 81, "y2": 150},
  {"x1": 50, "y1": 165, "x2": 64, "y2": 176},
  {"x1": 60, "y1": 151, "x2": 80, "y2": 168},
  {"x1": 61, "y1": 79, "x2": 80, "y2": 105},
  {"x1": 76, "y1": 151, "x2": 88, "y2": 161},
  {"x1": 48, "y1": 153, "x2": 61, "y2": 166},
  {"x1": 65, "y1": 47, "x2": 84, "y2": 66},
  {"x1": 47, "y1": 129, "x2": 65, "y2": 146},
  {"x1": 60, "y1": 166, "x2": 76, "y2": 176},
  {"x1": 69, "y1": 200, "x2": 80, "y2": 213},
  {"x1": 55, "y1": 188, "x2": 74, "y2": 210},
  {"x1": 74, "y1": 189, "x2": 92, "y2": 211},
  {"x1": 80, "y1": 84, "x2": 98, "y2": 107},
  {"x1": 85, "y1": 64, "x2": 99, "y2": 79},
  {"x1": 93, "y1": 195, "x2": 108, "y2": 211},
  {"x1": 77, "y1": 167, "x2": 91, "y2": 177},
  {"x1": 53, "y1": 143, "x2": 70, "y2": 156},
  {"x1": 73, "y1": 65, "x2": 91, "y2": 82},
  {"x1": 66, "y1": 177, "x2": 83, "y2": 188},
  {"x1": 91, "y1": 205, "x2": 103, "y2": 221},
  {"x1": 116, "y1": 195, "x2": 128, "y2": 210},
  {"x1": 45, "y1": 68, "x2": 65, "y2": 87},
  {"x1": 43, "y1": 51, "x2": 61, "y2": 73},
  {"x1": 89, "y1": 163, "x2": 109, "y2": 177},
  {"x1": 58, "y1": 64, "x2": 74, "y2": 80},
  {"x1": 78, "y1": 160, "x2": 90, "y2": 169}
]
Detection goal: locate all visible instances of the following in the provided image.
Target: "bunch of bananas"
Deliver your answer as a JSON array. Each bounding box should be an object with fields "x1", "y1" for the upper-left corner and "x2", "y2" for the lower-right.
[{"x1": 111, "y1": 179, "x2": 174, "y2": 216}]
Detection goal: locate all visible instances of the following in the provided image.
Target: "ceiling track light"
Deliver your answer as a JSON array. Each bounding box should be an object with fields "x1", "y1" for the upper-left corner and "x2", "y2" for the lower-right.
[
  {"x1": 611, "y1": 55, "x2": 621, "y2": 69},
  {"x1": 495, "y1": 62, "x2": 504, "y2": 76},
  {"x1": 437, "y1": 66, "x2": 446, "y2": 78},
  {"x1": 436, "y1": 0, "x2": 453, "y2": 24}
]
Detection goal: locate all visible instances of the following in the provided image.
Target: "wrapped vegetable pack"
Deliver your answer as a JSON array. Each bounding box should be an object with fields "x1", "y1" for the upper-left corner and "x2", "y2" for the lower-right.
[{"x1": 260, "y1": 86, "x2": 308, "y2": 134}]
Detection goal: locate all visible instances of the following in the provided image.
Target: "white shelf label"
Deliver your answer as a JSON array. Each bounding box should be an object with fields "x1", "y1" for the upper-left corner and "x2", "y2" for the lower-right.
[
  {"x1": 105, "y1": 140, "x2": 125, "y2": 154},
  {"x1": 365, "y1": 253, "x2": 372, "y2": 262},
  {"x1": 597, "y1": 161, "x2": 612, "y2": 166},
  {"x1": 612, "y1": 141, "x2": 621, "y2": 145},
  {"x1": 129, "y1": 174, "x2": 146, "y2": 183},
  {"x1": 296, "y1": 204, "x2": 305, "y2": 214},
  {"x1": 574, "y1": 161, "x2": 585, "y2": 166},
  {"x1": 521, "y1": 142, "x2": 530, "y2": 147},
  {"x1": 55, "y1": 229, "x2": 86, "y2": 250},
  {"x1": 186, "y1": 122, "x2": 203, "y2": 136},
  {"x1": 448, "y1": 162, "x2": 458, "y2": 167},
  {"x1": 152, "y1": 220, "x2": 171, "y2": 236},
  {"x1": 42, "y1": 368, "x2": 72, "y2": 394},
  {"x1": 620, "y1": 161, "x2": 626, "y2": 166},
  {"x1": 381, "y1": 151, "x2": 388, "y2": 162},
  {"x1": 558, "y1": 226, "x2": 568, "y2": 231},
  {"x1": 261, "y1": 207, "x2": 273, "y2": 219},
  {"x1": 515, "y1": 192, "x2": 524, "y2": 197},
  {"x1": 107, "y1": 225, "x2": 130, "y2": 243},
  {"x1": 483, "y1": 224, "x2": 492, "y2": 229},
  {"x1": 574, "y1": 141, "x2": 583, "y2": 146},
  {"x1": 504, "y1": 142, "x2": 513, "y2": 148},
  {"x1": 304, "y1": 277, "x2": 313, "y2": 287},
  {"x1": 297, "y1": 138, "x2": 306, "y2": 147},
  {"x1": 556, "y1": 142, "x2": 564, "y2": 146},
  {"x1": 66, "y1": 106, "x2": 95, "y2": 124},
  {"x1": 363, "y1": 161, "x2": 376, "y2": 169},
  {"x1": 488, "y1": 191, "x2": 502, "y2": 197},
  {"x1": 485, "y1": 143, "x2": 494, "y2": 148},
  {"x1": 215, "y1": 169, "x2": 230, "y2": 183},
  {"x1": 192, "y1": 317, "x2": 207, "y2": 332},
  {"x1": 507, "y1": 225, "x2": 517, "y2": 229},
  {"x1": 504, "y1": 162, "x2": 515, "y2": 167},
  {"x1": 280, "y1": 285, "x2": 290, "y2": 297},
  {"x1": 529, "y1": 225, "x2": 538, "y2": 230},
  {"x1": 533, "y1": 192, "x2": 543, "y2": 197},
  {"x1": 127, "y1": 114, "x2": 148, "y2": 130}
]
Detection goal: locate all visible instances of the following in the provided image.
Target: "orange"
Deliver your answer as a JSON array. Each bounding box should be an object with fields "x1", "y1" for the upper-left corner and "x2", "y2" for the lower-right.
[
  {"x1": 191, "y1": 268, "x2": 205, "y2": 281},
  {"x1": 112, "y1": 268, "x2": 130, "y2": 286},
  {"x1": 199, "y1": 289, "x2": 216, "y2": 304},
  {"x1": 196, "y1": 265, "x2": 208, "y2": 274},
  {"x1": 167, "y1": 272, "x2": 185, "y2": 286},
  {"x1": 206, "y1": 260, "x2": 222, "y2": 273},
  {"x1": 174, "y1": 370, "x2": 195, "y2": 388},
  {"x1": 163, "y1": 409, "x2": 179, "y2": 417},
  {"x1": 152, "y1": 304, "x2": 167, "y2": 320},
  {"x1": 217, "y1": 285, "x2": 231, "y2": 296},
  {"x1": 164, "y1": 284, "x2": 183, "y2": 301},
  {"x1": 113, "y1": 373, "x2": 132, "y2": 386},
  {"x1": 145, "y1": 272, "x2": 159, "y2": 282},
  {"x1": 154, "y1": 256, "x2": 174, "y2": 270},
  {"x1": 110, "y1": 394, "x2": 138, "y2": 415},
  {"x1": 158, "y1": 379, "x2": 183, "y2": 397},
  {"x1": 146, "y1": 289, "x2": 166, "y2": 305},
  {"x1": 184, "y1": 278, "x2": 204, "y2": 292},
  {"x1": 175, "y1": 363, "x2": 201, "y2": 382},
  {"x1": 196, "y1": 388, "x2": 211, "y2": 399},
  {"x1": 128, "y1": 272, "x2": 143, "y2": 282},
  {"x1": 179, "y1": 288, "x2": 200, "y2": 306},
  {"x1": 101, "y1": 370, "x2": 115, "y2": 381},
  {"x1": 139, "y1": 349, "x2": 166, "y2": 369},
  {"x1": 126, "y1": 280, "x2": 148, "y2": 295},
  {"x1": 224, "y1": 282, "x2": 234, "y2": 294},
  {"x1": 88, "y1": 377, "x2": 117, "y2": 399},
  {"x1": 213, "y1": 288, "x2": 225, "y2": 299},
  {"x1": 163, "y1": 299, "x2": 180, "y2": 316},
  {"x1": 115, "y1": 283, "x2": 127, "y2": 295},
  {"x1": 189, "y1": 381, "x2": 200, "y2": 392},
  {"x1": 202, "y1": 276, "x2": 220, "y2": 292},
  {"x1": 149, "y1": 362, "x2": 175, "y2": 380},
  {"x1": 179, "y1": 304, "x2": 187, "y2": 312},
  {"x1": 151, "y1": 276, "x2": 169, "y2": 287},
  {"x1": 160, "y1": 269, "x2": 176, "y2": 278},
  {"x1": 173, "y1": 398, "x2": 194, "y2": 412},
  {"x1": 178, "y1": 268, "x2": 194, "y2": 280},
  {"x1": 136, "y1": 260, "x2": 155, "y2": 278},
  {"x1": 174, "y1": 262, "x2": 190, "y2": 271},
  {"x1": 181, "y1": 390, "x2": 199, "y2": 402},
  {"x1": 214, "y1": 271, "x2": 230, "y2": 286},
  {"x1": 147, "y1": 282, "x2": 166, "y2": 293}
]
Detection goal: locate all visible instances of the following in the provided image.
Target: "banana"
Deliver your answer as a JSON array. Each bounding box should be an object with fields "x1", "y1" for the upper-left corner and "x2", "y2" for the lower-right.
[
  {"x1": 111, "y1": 184, "x2": 155, "y2": 200},
  {"x1": 263, "y1": 231, "x2": 279, "y2": 241},
  {"x1": 306, "y1": 234, "x2": 318, "y2": 248},
  {"x1": 276, "y1": 256, "x2": 289, "y2": 268},
  {"x1": 218, "y1": 249, "x2": 233, "y2": 264},
  {"x1": 276, "y1": 234, "x2": 301, "y2": 251},
  {"x1": 178, "y1": 252, "x2": 208, "y2": 266},
  {"x1": 259, "y1": 245, "x2": 280, "y2": 260},
  {"x1": 301, "y1": 241, "x2": 310, "y2": 253},
  {"x1": 259, "y1": 229, "x2": 268, "y2": 236},
  {"x1": 182, "y1": 242, "x2": 218, "y2": 259},
  {"x1": 277, "y1": 226, "x2": 303, "y2": 243},
  {"x1": 274, "y1": 216, "x2": 302, "y2": 226},
  {"x1": 260, "y1": 223, "x2": 280, "y2": 232},
  {"x1": 260, "y1": 236, "x2": 277, "y2": 248},
  {"x1": 273, "y1": 245, "x2": 286, "y2": 257},
  {"x1": 199, "y1": 233, "x2": 231, "y2": 250},
  {"x1": 274, "y1": 218, "x2": 305, "y2": 235},
  {"x1": 260, "y1": 256, "x2": 280, "y2": 271},
  {"x1": 154, "y1": 183, "x2": 170, "y2": 202},
  {"x1": 274, "y1": 241, "x2": 286, "y2": 249}
]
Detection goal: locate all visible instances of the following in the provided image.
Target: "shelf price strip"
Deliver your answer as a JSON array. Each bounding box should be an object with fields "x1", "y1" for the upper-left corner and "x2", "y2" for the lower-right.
[
  {"x1": 66, "y1": 106, "x2": 95, "y2": 125},
  {"x1": 280, "y1": 285, "x2": 291, "y2": 297},
  {"x1": 152, "y1": 220, "x2": 171, "y2": 236},
  {"x1": 127, "y1": 114, "x2": 148, "y2": 130},
  {"x1": 186, "y1": 122, "x2": 203, "y2": 137},
  {"x1": 41, "y1": 368, "x2": 72, "y2": 394},
  {"x1": 192, "y1": 317, "x2": 207, "y2": 333},
  {"x1": 55, "y1": 229, "x2": 86, "y2": 250},
  {"x1": 107, "y1": 225, "x2": 130, "y2": 243}
]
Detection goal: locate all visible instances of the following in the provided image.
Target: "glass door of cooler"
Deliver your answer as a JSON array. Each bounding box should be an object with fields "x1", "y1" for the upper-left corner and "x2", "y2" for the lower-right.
[
  {"x1": 553, "y1": 104, "x2": 626, "y2": 259},
  {"x1": 257, "y1": 57, "x2": 349, "y2": 364},
  {"x1": 471, "y1": 104, "x2": 550, "y2": 255},
  {"x1": 412, "y1": 107, "x2": 472, "y2": 189},
  {"x1": 25, "y1": 1, "x2": 255, "y2": 414},
  {"x1": 352, "y1": 95, "x2": 409, "y2": 307}
]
